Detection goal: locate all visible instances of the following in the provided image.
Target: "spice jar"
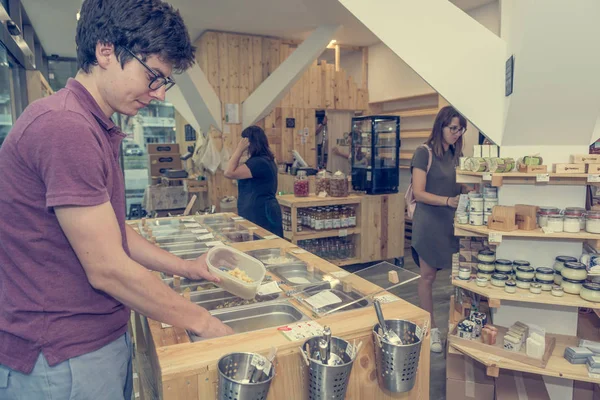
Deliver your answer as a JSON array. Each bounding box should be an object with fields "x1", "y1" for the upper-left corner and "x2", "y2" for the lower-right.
[
  {"x1": 332, "y1": 207, "x2": 341, "y2": 229},
  {"x1": 553, "y1": 256, "x2": 578, "y2": 273},
  {"x1": 561, "y1": 278, "x2": 586, "y2": 295},
  {"x1": 315, "y1": 170, "x2": 331, "y2": 196},
  {"x1": 561, "y1": 262, "x2": 588, "y2": 281},
  {"x1": 565, "y1": 207, "x2": 586, "y2": 230},
  {"x1": 546, "y1": 214, "x2": 564, "y2": 232},
  {"x1": 537, "y1": 207, "x2": 560, "y2": 228},
  {"x1": 505, "y1": 280, "x2": 517, "y2": 293},
  {"x1": 586, "y1": 211, "x2": 600, "y2": 234},
  {"x1": 551, "y1": 285, "x2": 564, "y2": 297},
  {"x1": 294, "y1": 171, "x2": 310, "y2": 197},
  {"x1": 478, "y1": 250, "x2": 496, "y2": 263},
  {"x1": 330, "y1": 171, "x2": 349, "y2": 197},
  {"x1": 580, "y1": 283, "x2": 600, "y2": 303},
  {"x1": 529, "y1": 283, "x2": 542, "y2": 294}
]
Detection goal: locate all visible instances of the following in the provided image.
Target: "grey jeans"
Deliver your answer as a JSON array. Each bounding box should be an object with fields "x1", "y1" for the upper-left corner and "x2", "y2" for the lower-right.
[{"x1": 0, "y1": 332, "x2": 133, "y2": 400}]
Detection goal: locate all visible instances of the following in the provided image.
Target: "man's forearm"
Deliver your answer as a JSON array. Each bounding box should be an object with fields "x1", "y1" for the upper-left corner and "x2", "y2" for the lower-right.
[{"x1": 125, "y1": 224, "x2": 187, "y2": 276}]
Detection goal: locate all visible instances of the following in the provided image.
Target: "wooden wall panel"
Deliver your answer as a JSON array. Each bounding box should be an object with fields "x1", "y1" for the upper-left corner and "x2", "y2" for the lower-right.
[{"x1": 192, "y1": 30, "x2": 368, "y2": 210}]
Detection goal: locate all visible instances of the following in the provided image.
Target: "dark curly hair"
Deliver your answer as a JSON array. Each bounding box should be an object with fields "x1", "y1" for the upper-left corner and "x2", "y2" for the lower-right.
[{"x1": 76, "y1": 0, "x2": 195, "y2": 74}]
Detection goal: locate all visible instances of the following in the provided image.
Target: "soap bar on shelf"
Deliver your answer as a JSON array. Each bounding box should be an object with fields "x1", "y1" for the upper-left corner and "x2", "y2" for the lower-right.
[
  {"x1": 503, "y1": 334, "x2": 522, "y2": 352},
  {"x1": 526, "y1": 336, "x2": 544, "y2": 359}
]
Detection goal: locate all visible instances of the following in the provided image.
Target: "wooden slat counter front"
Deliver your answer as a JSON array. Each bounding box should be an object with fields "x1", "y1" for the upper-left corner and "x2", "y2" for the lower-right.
[{"x1": 134, "y1": 216, "x2": 428, "y2": 400}]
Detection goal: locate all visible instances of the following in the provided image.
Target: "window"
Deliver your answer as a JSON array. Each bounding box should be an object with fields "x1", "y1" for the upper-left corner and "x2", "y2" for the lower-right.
[{"x1": 117, "y1": 102, "x2": 178, "y2": 216}]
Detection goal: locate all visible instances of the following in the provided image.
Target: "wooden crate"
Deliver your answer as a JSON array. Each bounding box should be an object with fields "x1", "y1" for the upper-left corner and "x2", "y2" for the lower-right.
[
  {"x1": 553, "y1": 163, "x2": 586, "y2": 174},
  {"x1": 488, "y1": 206, "x2": 518, "y2": 231},
  {"x1": 588, "y1": 164, "x2": 600, "y2": 174},
  {"x1": 518, "y1": 164, "x2": 548, "y2": 173},
  {"x1": 572, "y1": 154, "x2": 600, "y2": 164},
  {"x1": 515, "y1": 204, "x2": 538, "y2": 231}
]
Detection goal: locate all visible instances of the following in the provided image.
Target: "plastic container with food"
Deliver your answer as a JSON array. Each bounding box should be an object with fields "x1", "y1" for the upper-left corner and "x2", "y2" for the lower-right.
[
  {"x1": 561, "y1": 278, "x2": 586, "y2": 295},
  {"x1": 294, "y1": 171, "x2": 310, "y2": 197},
  {"x1": 477, "y1": 260, "x2": 496, "y2": 273},
  {"x1": 564, "y1": 207, "x2": 586, "y2": 230},
  {"x1": 469, "y1": 157, "x2": 487, "y2": 172},
  {"x1": 516, "y1": 266, "x2": 535, "y2": 280},
  {"x1": 206, "y1": 246, "x2": 266, "y2": 299},
  {"x1": 535, "y1": 267, "x2": 554, "y2": 281}
]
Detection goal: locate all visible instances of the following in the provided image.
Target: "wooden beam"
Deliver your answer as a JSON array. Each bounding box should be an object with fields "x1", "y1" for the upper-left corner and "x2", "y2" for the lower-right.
[
  {"x1": 241, "y1": 25, "x2": 340, "y2": 128},
  {"x1": 335, "y1": 44, "x2": 340, "y2": 72}
]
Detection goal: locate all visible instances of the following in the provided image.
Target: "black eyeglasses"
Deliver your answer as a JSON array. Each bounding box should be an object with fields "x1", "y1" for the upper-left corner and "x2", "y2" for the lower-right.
[
  {"x1": 123, "y1": 48, "x2": 176, "y2": 91},
  {"x1": 446, "y1": 125, "x2": 466, "y2": 135}
]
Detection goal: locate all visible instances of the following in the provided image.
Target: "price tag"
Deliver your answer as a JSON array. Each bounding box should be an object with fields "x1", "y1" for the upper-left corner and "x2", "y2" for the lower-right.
[
  {"x1": 588, "y1": 174, "x2": 600, "y2": 183},
  {"x1": 345, "y1": 343, "x2": 355, "y2": 358},
  {"x1": 264, "y1": 235, "x2": 278, "y2": 240},
  {"x1": 488, "y1": 356, "x2": 501, "y2": 362},
  {"x1": 589, "y1": 372, "x2": 600, "y2": 379},
  {"x1": 232, "y1": 216, "x2": 245, "y2": 221},
  {"x1": 197, "y1": 233, "x2": 214, "y2": 241},
  {"x1": 277, "y1": 321, "x2": 324, "y2": 342},
  {"x1": 482, "y1": 172, "x2": 492, "y2": 181},
  {"x1": 536, "y1": 173, "x2": 550, "y2": 182},
  {"x1": 305, "y1": 290, "x2": 343, "y2": 309},
  {"x1": 184, "y1": 223, "x2": 201, "y2": 228},
  {"x1": 263, "y1": 360, "x2": 273, "y2": 377},
  {"x1": 258, "y1": 281, "x2": 283, "y2": 296},
  {"x1": 161, "y1": 323, "x2": 173, "y2": 329},
  {"x1": 205, "y1": 241, "x2": 224, "y2": 247},
  {"x1": 415, "y1": 325, "x2": 423, "y2": 339},
  {"x1": 191, "y1": 229, "x2": 209, "y2": 234},
  {"x1": 374, "y1": 294, "x2": 401, "y2": 304},
  {"x1": 338, "y1": 229, "x2": 348, "y2": 237},
  {"x1": 488, "y1": 232, "x2": 503, "y2": 244}
]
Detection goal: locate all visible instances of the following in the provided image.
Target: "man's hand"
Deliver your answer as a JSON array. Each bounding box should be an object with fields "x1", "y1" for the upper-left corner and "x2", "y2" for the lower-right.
[
  {"x1": 191, "y1": 316, "x2": 235, "y2": 338},
  {"x1": 183, "y1": 253, "x2": 221, "y2": 282}
]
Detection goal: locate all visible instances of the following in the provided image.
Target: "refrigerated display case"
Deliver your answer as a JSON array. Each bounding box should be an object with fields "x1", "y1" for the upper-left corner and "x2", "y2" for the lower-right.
[{"x1": 351, "y1": 115, "x2": 400, "y2": 194}]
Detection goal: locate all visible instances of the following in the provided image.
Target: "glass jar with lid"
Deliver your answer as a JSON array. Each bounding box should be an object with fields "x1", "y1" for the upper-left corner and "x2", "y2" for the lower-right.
[
  {"x1": 332, "y1": 207, "x2": 341, "y2": 229},
  {"x1": 516, "y1": 266, "x2": 535, "y2": 280},
  {"x1": 535, "y1": 267, "x2": 554, "y2": 281},
  {"x1": 294, "y1": 171, "x2": 310, "y2": 197},
  {"x1": 537, "y1": 207, "x2": 560, "y2": 228},
  {"x1": 495, "y1": 259, "x2": 513, "y2": 273},
  {"x1": 315, "y1": 170, "x2": 331, "y2": 195},
  {"x1": 564, "y1": 207, "x2": 586, "y2": 230},
  {"x1": 477, "y1": 260, "x2": 496, "y2": 273},
  {"x1": 477, "y1": 250, "x2": 496, "y2": 263},
  {"x1": 546, "y1": 214, "x2": 564, "y2": 232},
  {"x1": 491, "y1": 273, "x2": 509, "y2": 287},
  {"x1": 586, "y1": 211, "x2": 600, "y2": 234},
  {"x1": 330, "y1": 171, "x2": 349, "y2": 197},
  {"x1": 563, "y1": 215, "x2": 583, "y2": 233},
  {"x1": 553, "y1": 256, "x2": 578, "y2": 273},
  {"x1": 513, "y1": 260, "x2": 531, "y2": 273},
  {"x1": 561, "y1": 278, "x2": 586, "y2": 294},
  {"x1": 561, "y1": 262, "x2": 588, "y2": 281},
  {"x1": 580, "y1": 282, "x2": 600, "y2": 303}
]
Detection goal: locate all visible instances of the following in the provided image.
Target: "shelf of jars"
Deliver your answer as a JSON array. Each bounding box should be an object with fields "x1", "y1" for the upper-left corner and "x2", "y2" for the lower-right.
[
  {"x1": 455, "y1": 223, "x2": 600, "y2": 241},
  {"x1": 456, "y1": 171, "x2": 600, "y2": 187}
]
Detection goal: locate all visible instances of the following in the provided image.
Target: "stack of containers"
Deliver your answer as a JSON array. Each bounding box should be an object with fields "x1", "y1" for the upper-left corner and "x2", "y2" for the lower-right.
[
  {"x1": 482, "y1": 187, "x2": 498, "y2": 225},
  {"x1": 462, "y1": 187, "x2": 497, "y2": 227}
]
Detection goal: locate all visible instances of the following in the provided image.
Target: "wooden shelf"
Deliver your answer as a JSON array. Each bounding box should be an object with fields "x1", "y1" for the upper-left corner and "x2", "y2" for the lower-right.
[
  {"x1": 385, "y1": 108, "x2": 439, "y2": 118},
  {"x1": 450, "y1": 333, "x2": 600, "y2": 383},
  {"x1": 368, "y1": 92, "x2": 438, "y2": 106},
  {"x1": 278, "y1": 194, "x2": 362, "y2": 208},
  {"x1": 401, "y1": 130, "x2": 430, "y2": 139},
  {"x1": 283, "y1": 227, "x2": 360, "y2": 241},
  {"x1": 400, "y1": 151, "x2": 414, "y2": 160},
  {"x1": 452, "y1": 278, "x2": 600, "y2": 309},
  {"x1": 455, "y1": 223, "x2": 600, "y2": 241},
  {"x1": 456, "y1": 170, "x2": 600, "y2": 187}
]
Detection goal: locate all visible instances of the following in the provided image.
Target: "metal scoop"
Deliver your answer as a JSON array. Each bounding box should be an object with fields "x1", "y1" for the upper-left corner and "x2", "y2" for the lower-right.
[{"x1": 374, "y1": 299, "x2": 402, "y2": 345}]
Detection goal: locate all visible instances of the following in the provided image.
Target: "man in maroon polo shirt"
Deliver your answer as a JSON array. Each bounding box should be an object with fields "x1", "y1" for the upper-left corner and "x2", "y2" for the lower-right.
[{"x1": 0, "y1": 0, "x2": 233, "y2": 397}]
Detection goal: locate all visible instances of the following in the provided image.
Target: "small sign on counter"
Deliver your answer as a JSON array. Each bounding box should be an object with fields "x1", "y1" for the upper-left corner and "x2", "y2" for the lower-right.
[
  {"x1": 536, "y1": 173, "x2": 550, "y2": 182},
  {"x1": 257, "y1": 281, "x2": 282, "y2": 296},
  {"x1": 588, "y1": 174, "x2": 600, "y2": 183},
  {"x1": 374, "y1": 294, "x2": 401, "y2": 304},
  {"x1": 305, "y1": 290, "x2": 342, "y2": 309},
  {"x1": 197, "y1": 233, "x2": 214, "y2": 241},
  {"x1": 277, "y1": 321, "x2": 324, "y2": 342}
]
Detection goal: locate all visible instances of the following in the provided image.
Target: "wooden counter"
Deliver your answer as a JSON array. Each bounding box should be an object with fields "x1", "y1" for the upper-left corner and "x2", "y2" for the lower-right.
[
  {"x1": 133, "y1": 214, "x2": 427, "y2": 400},
  {"x1": 278, "y1": 193, "x2": 405, "y2": 265}
]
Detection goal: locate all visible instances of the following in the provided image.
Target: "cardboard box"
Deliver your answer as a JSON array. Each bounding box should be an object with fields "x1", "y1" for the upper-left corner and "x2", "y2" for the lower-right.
[
  {"x1": 495, "y1": 371, "x2": 549, "y2": 400},
  {"x1": 148, "y1": 143, "x2": 180, "y2": 154},
  {"x1": 149, "y1": 154, "x2": 182, "y2": 176},
  {"x1": 573, "y1": 154, "x2": 600, "y2": 164},
  {"x1": 446, "y1": 353, "x2": 495, "y2": 400}
]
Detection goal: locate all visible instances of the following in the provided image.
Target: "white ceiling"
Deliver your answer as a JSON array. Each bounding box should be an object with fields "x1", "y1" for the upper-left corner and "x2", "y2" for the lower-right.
[{"x1": 20, "y1": 0, "x2": 496, "y2": 59}]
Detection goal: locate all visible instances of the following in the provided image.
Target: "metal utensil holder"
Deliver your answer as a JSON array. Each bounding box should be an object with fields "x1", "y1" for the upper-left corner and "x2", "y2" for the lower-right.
[
  {"x1": 372, "y1": 319, "x2": 423, "y2": 393},
  {"x1": 301, "y1": 336, "x2": 357, "y2": 400},
  {"x1": 217, "y1": 352, "x2": 275, "y2": 400}
]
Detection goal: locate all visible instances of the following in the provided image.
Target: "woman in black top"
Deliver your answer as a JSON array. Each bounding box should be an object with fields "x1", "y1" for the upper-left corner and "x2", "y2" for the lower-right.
[{"x1": 224, "y1": 126, "x2": 283, "y2": 237}]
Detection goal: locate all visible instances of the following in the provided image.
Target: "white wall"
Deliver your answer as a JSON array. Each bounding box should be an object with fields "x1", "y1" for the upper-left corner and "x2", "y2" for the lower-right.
[
  {"x1": 367, "y1": 1, "x2": 501, "y2": 103},
  {"x1": 340, "y1": 50, "x2": 364, "y2": 88}
]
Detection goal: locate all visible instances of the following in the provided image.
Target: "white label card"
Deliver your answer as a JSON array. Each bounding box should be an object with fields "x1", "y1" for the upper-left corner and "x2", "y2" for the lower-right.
[
  {"x1": 232, "y1": 217, "x2": 245, "y2": 221},
  {"x1": 589, "y1": 174, "x2": 600, "y2": 183},
  {"x1": 305, "y1": 290, "x2": 343, "y2": 309},
  {"x1": 277, "y1": 321, "x2": 324, "y2": 342},
  {"x1": 483, "y1": 172, "x2": 492, "y2": 181},
  {"x1": 345, "y1": 343, "x2": 355, "y2": 358},
  {"x1": 374, "y1": 294, "x2": 401, "y2": 304},
  {"x1": 489, "y1": 232, "x2": 503, "y2": 243},
  {"x1": 197, "y1": 233, "x2": 214, "y2": 240},
  {"x1": 264, "y1": 235, "x2": 278, "y2": 240},
  {"x1": 536, "y1": 173, "x2": 550, "y2": 182},
  {"x1": 205, "y1": 241, "x2": 224, "y2": 247},
  {"x1": 263, "y1": 360, "x2": 272, "y2": 377},
  {"x1": 338, "y1": 229, "x2": 348, "y2": 237},
  {"x1": 184, "y1": 223, "x2": 201, "y2": 228},
  {"x1": 191, "y1": 229, "x2": 209, "y2": 234},
  {"x1": 257, "y1": 281, "x2": 282, "y2": 296},
  {"x1": 415, "y1": 325, "x2": 423, "y2": 340},
  {"x1": 161, "y1": 323, "x2": 172, "y2": 329}
]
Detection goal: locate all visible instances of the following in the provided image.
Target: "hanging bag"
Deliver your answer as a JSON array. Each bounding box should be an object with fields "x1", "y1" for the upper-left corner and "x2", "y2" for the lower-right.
[{"x1": 405, "y1": 145, "x2": 433, "y2": 219}]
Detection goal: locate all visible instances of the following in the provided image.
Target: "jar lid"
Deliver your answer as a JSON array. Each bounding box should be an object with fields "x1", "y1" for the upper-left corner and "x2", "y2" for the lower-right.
[
  {"x1": 479, "y1": 250, "x2": 496, "y2": 256},
  {"x1": 588, "y1": 211, "x2": 600, "y2": 219},
  {"x1": 505, "y1": 280, "x2": 517, "y2": 287},
  {"x1": 516, "y1": 276, "x2": 533, "y2": 282},
  {"x1": 563, "y1": 262, "x2": 587, "y2": 270},
  {"x1": 564, "y1": 209, "x2": 585, "y2": 216},
  {"x1": 478, "y1": 260, "x2": 495, "y2": 265},
  {"x1": 513, "y1": 260, "x2": 531, "y2": 266},
  {"x1": 468, "y1": 193, "x2": 483, "y2": 198},
  {"x1": 483, "y1": 194, "x2": 498, "y2": 199},
  {"x1": 516, "y1": 266, "x2": 535, "y2": 273},
  {"x1": 583, "y1": 283, "x2": 600, "y2": 291},
  {"x1": 496, "y1": 259, "x2": 513, "y2": 265},
  {"x1": 561, "y1": 277, "x2": 586, "y2": 284},
  {"x1": 491, "y1": 274, "x2": 509, "y2": 281},
  {"x1": 548, "y1": 214, "x2": 563, "y2": 219},
  {"x1": 535, "y1": 278, "x2": 554, "y2": 284},
  {"x1": 535, "y1": 267, "x2": 554, "y2": 274},
  {"x1": 556, "y1": 256, "x2": 578, "y2": 263}
]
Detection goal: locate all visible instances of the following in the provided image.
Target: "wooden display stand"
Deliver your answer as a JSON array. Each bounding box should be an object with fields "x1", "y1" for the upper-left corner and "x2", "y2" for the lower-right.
[
  {"x1": 278, "y1": 193, "x2": 405, "y2": 266},
  {"x1": 131, "y1": 214, "x2": 430, "y2": 400}
]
